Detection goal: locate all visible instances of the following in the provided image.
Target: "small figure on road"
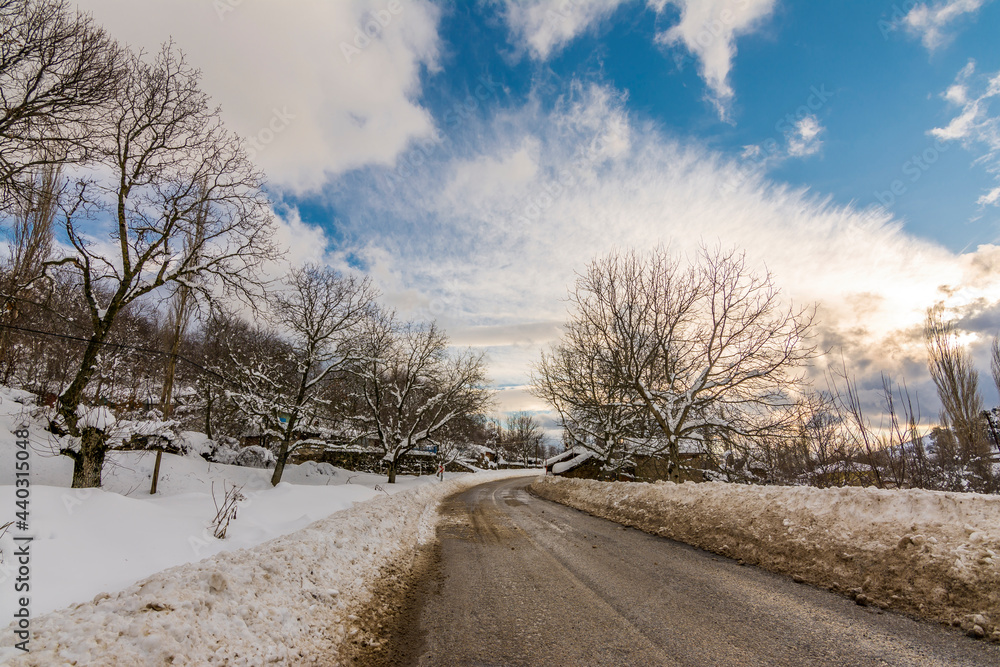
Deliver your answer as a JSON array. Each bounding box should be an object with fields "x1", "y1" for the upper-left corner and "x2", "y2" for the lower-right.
[{"x1": 437, "y1": 463, "x2": 445, "y2": 481}]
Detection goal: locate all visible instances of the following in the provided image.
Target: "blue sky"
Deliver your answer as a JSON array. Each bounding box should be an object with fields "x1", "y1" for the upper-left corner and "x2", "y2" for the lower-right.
[{"x1": 75, "y1": 0, "x2": 1000, "y2": 427}]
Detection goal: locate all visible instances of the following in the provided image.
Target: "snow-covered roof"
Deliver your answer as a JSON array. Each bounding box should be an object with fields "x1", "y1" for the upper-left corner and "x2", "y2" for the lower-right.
[
  {"x1": 552, "y1": 450, "x2": 595, "y2": 475},
  {"x1": 544, "y1": 446, "x2": 590, "y2": 467}
]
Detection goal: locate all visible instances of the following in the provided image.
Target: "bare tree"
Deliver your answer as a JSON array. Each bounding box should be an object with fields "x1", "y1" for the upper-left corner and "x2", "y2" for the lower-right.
[
  {"x1": 925, "y1": 307, "x2": 993, "y2": 492},
  {"x1": 1, "y1": 0, "x2": 123, "y2": 211},
  {"x1": 532, "y1": 330, "x2": 650, "y2": 471},
  {"x1": 246, "y1": 265, "x2": 376, "y2": 486},
  {"x1": 0, "y1": 162, "x2": 59, "y2": 372},
  {"x1": 429, "y1": 413, "x2": 490, "y2": 471},
  {"x1": 832, "y1": 366, "x2": 929, "y2": 490},
  {"x1": 992, "y1": 336, "x2": 1000, "y2": 405},
  {"x1": 199, "y1": 308, "x2": 288, "y2": 443},
  {"x1": 349, "y1": 313, "x2": 493, "y2": 483},
  {"x1": 503, "y1": 411, "x2": 545, "y2": 466},
  {"x1": 989, "y1": 336, "x2": 1000, "y2": 454},
  {"x1": 547, "y1": 245, "x2": 814, "y2": 481},
  {"x1": 45, "y1": 44, "x2": 277, "y2": 488}
]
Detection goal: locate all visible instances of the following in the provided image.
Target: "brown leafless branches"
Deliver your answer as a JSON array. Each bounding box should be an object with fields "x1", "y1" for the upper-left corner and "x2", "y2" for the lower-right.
[
  {"x1": 1, "y1": 0, "x2": 123, "y2": 211},
  {"x1": 535, "y1": 245, "x2": 815, "y2": 480}
]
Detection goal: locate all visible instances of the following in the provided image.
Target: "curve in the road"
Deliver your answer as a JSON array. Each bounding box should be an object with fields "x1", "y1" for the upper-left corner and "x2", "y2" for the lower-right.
[{"x1": 362, "y1": 477, "x2": 1000, "y2": 667}]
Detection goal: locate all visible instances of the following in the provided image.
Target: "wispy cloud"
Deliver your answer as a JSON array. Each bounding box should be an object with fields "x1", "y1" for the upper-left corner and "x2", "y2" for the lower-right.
[
  {"x1": 739, "y1": 112, "x2": 826, "y2": 170},
  {"x1": 496, "y1": 0, "x2": 776, "y2": 120},
  {"x1": 979, "y1": 186, "x2": 1000, "y2": 206},
  {"x1": 74, "y1": 0, "x2": 442, "y2": 195},
  {"x1": 903, "y1": 0, "x2": 992, "y2": 52},
  {"x1": 931, "y1": 60, "x2": 1000, "y2": 207},
  {"x1": 322, "y1": 82, "x2": 1000, "y2": 414}
]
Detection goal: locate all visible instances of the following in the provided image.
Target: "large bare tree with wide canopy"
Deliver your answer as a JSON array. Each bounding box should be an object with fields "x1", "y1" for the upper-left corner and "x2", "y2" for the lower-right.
[
  {"x1": 45, "y1": 44, "x2": 277, "y2": 487},
  {"x1": 536, "y1": 245, "x2": 814, "y2": 480}
]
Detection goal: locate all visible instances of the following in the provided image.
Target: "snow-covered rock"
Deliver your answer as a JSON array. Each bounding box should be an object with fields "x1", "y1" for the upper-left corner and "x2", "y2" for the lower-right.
[{"x1": 232, "y1": 444, "x2": 275, "y2": 469}]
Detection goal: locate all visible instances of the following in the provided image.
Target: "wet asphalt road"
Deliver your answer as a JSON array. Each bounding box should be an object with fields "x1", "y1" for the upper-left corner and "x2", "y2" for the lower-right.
[{"x1": 384, "y1": 476, "x2": 1000, "y2": 666}]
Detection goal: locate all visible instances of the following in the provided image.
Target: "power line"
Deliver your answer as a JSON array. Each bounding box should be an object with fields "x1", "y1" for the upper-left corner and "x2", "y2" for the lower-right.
[{"x1": 0, "y1": 320, "x2": 231, "y2": 385}]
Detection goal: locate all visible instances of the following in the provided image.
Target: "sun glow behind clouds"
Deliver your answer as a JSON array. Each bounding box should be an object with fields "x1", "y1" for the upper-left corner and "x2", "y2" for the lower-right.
[
  {"x1": 325, "y1": 83, "x2": 1000, "y2": 415},
  {"x1": 64, "y1": 0, "x2": 1000, "y2": 424}
]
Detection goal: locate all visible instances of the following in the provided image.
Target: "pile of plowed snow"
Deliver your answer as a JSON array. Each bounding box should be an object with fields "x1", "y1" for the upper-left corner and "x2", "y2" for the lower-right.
[
  {"x1": 532, "y1": 476, "x2": 1000, "y2": 641},
  {"x1": 1, "y1": 470, "x2": 532, "y2": 665},
  {"x1": 0, "y1": 385, "x2": 444, "y2": 627}
]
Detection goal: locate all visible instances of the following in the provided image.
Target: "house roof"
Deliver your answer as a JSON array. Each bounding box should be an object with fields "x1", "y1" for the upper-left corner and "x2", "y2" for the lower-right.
[
  {"x1": 551, "y1": 450, "x2": 596, "y2": 475},
  {"x1": 544, "y1": 447, "x2": 590, "y2": 467}
]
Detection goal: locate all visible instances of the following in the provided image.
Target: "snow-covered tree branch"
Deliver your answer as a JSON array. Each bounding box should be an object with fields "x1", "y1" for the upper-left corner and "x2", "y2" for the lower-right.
[
  {"x1": 347, "y1": 312, "x2": 493, "y2": 483},
  {"x1": 42, "y1": 42, "x2": 277, "y2": 488},
  {"x1": 537, "y1": 245, "x2": 815, "y2": 481}
]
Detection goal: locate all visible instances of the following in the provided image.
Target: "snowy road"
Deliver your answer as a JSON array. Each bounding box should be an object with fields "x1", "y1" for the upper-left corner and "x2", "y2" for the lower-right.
[{"x1": 359, "y1": 476, "x2": 1000, "y2": 666}]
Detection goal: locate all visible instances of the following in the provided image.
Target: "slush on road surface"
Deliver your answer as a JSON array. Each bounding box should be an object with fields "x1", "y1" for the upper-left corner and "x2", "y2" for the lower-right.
[{"x1": 365, "y1": 477, "x2": 1000, "y2": 666}]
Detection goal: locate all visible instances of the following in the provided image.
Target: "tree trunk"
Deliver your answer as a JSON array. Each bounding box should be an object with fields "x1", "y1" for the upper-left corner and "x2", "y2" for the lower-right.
[
  {"x1": 387, "y1": 458, "x2": 397, "y2": 484},
  {"x1": 160, "y1": 283, "x2": 191, "y2": 418},
  {"x1": 666, "y1": 440, "x2": 681, "y2": 483},
  {"x1": 270, "y1": 438, "x2": 290, "y2": 486},
  {"x1": 58, "y1": 324, "x2": 117, "y2": 489},
  {"x1": 150, "y1": 450, "x2": 163, "y2": 494},
  {"x1": 58, "y1": 306, "x2": 121, "y2": 427},
  {"x1": 71, "y1": 427, "x2": 108, "y2": 488},
  {"x1": 204, "y1": 392, "x2": 213, "y2": 440}
]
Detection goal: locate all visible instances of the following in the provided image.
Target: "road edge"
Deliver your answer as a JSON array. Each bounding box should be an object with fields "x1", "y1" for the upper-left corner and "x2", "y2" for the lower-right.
[{"x1": 531, "y1": 475, "x2": 1000, "y2": 644}]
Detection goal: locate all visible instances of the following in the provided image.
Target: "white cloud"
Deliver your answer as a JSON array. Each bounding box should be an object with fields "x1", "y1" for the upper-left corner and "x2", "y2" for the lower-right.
[
  {"x1": 904, "y1": 0, "x2": 992, "y2": 52},
  {"x1": 497, "y1": 0, "x2": 776, "y2": 120},
  {"x1": 498, "y1": 0, "x2": 630, "y2": 60},
  {"x1": 979, "y1": 186, "x2": 1000, "y2": 206},
  {"x1": 786, "y1": 115, "x2": 824, "y2": 157},
  {"x1": 267, "y1": 209, "x2": 335, "y2": 275},
  {"x1": 438, "y1": 139, "x2": 542, "y2": 215},
  {"x1": 932, "y1": 61, "x2": 1000, "y2": 206},
  {"x1": 73, "y1": 0, "x2": 441, "y2": 195},
  {"x1": 653, "y1": 0, "x2": 777, "y2": 120},
  {"x1": 739, "y1": 112, "x2": 825, "y2": 170},
  {"x1": 324, "y1": 82, "x2": 1000, "y2": 421}
]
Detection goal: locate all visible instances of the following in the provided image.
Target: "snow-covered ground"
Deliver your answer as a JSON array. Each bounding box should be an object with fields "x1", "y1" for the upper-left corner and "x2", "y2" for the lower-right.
[
  {"x1": 1, "y1": 470, "x2": 532, "y2": 665},
  {"x1": 0, "y1": 387, "x2": 533, "y2": 663},
  {"x1": 532, "y1": 476, "x2": 1000, "y2": 641}
]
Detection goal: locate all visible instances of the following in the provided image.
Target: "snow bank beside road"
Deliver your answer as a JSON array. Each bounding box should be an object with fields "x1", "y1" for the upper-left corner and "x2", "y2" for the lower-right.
[
  {"x1": 532, "y1": 476, "x2": 1000, "y2": 641},
  {"x1": 1, "y1": 471, "x2": 535, "y2": 665},
  {"x1": 0, "y1": 387, "x2": 445, "y2": 625}
]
